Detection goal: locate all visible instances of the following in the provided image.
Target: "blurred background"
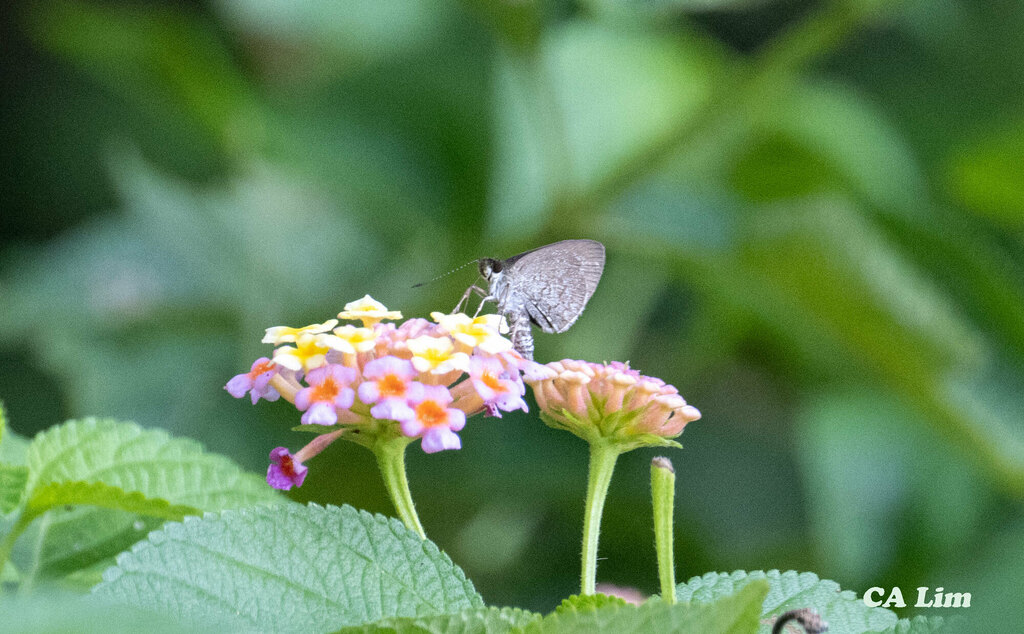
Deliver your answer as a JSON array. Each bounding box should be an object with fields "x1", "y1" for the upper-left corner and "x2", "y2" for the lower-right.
[{"x1": 1, "y1": 0, "x2": 1023, "y2": 627}]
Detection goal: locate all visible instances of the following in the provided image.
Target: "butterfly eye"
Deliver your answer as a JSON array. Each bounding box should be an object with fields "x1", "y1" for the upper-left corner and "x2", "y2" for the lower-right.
[{"x1": 478, "y1": 258, "x2": 501, "y2": 278}]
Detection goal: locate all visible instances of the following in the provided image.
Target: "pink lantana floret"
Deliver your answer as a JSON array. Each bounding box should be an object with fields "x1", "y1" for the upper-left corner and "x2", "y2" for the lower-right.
[
  {"x1": 294, "y1": 364, "x2": 357, "y2": 426},
  {"x1": 469, "y1": 356, "x2": 528, "y2": 418},
  {"x1": 358, "y1": 356, "x2": 415, "y2": 402},
  {"x1": 357, "y1": 356, "x2": 426, "y2": 421},
  {"x1": 267, "y1": 447, "x2": 307, "y2": 490},
  {"x1": 225, "y1": 357, "x2": 280, "y2": 404},
  {"x1": 398, "y1": 384, "x2": 466, "y2": 453}
]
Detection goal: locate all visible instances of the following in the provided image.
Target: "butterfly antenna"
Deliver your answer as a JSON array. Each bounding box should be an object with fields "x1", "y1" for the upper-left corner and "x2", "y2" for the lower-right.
[{"x1": 412, "y1": 259, "x2": 479, "y2": 288}]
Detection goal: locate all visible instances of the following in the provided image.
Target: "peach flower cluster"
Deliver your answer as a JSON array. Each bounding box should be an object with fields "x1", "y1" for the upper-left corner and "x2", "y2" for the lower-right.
[{"x1": 524, "y1": 360, "x2": 700, "y2": 449}]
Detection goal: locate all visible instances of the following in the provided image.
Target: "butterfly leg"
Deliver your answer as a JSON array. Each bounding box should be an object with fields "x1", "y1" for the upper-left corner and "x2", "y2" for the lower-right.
[
  {"x1": 453, "y1": 284, "x2": 489, "y2": 314},
  {"x1": 472, "y1": 294, "x2": 497, "y2": 318}
]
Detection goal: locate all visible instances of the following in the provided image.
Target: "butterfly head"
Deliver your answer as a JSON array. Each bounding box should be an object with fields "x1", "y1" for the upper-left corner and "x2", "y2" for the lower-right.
[{"x1": 478, "y1": 258, "x2": 503, "y2": 281}]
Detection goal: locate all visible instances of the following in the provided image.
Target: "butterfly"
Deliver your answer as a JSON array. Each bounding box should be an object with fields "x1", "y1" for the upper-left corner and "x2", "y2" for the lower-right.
[{"x1": 456, "y1": 239, "x2": 606, "y2": 360}]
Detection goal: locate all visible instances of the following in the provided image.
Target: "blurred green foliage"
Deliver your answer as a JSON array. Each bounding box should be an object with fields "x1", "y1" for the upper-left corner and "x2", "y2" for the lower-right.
[{"x1": 1, "y1": 0, "x2": 1022, "y2": 626}]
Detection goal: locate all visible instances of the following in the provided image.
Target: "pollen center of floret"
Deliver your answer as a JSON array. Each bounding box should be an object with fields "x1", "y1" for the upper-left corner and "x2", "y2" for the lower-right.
[
  {"x1": 482, "y1": 373, "x2": 504, "y2": 391},
  {"x1": 250, "y1": 360, "x2": 274, "y2": 377},
  {"x1": 379, "y1": 374, "x2": 406, "y2": 398},
  {"x1": 415, "y1": 400, "x2": 448, "y2": 427},
  {"x1": 279, "y1": 454, "x2": 296, "y2": 477},
  {"x1": 311, "y1": 377, "x2": 339, "y2": 401}
]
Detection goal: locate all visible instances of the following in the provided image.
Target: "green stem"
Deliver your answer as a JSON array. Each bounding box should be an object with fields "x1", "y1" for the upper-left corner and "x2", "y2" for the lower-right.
[
  {"x1": 373, "y1": 434, "x2": 425, "y2": 539},
  {"x1": 580, "y1": 441, "x2": 622, "y2": 595},
  {"x1": 651, "y1": 457, "x2": 677, "y2": 604},
  {"x1": 0, "y1": 509, "x2": 38, "y2": 581}
]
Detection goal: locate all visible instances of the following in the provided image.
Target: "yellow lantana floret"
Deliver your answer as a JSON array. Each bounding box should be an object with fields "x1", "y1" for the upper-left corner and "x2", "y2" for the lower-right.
[
  {"x1": 325, "y1": 325, "x2": 378, "y2": 354},
  {"x1": 262, "y1": 319, "x2": 339, "y2": 345},
  {"x1": 406, "y1": 335, "x2": 470, "y2": 374},
  {"x1": 430, "y1": 312, "x2": 512, "y2": 354},
  {"x1": 338, "y1": 295, "x2": 402, "y2": 327},
  {"x1": 272, "y1": 333, "x2": 333, "y2": 372}
]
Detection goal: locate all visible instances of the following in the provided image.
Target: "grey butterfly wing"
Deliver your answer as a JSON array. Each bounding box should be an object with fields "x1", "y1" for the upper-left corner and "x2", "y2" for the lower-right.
[{"x1": 504, "y1": 239, "x2": 605, "y2": 333}]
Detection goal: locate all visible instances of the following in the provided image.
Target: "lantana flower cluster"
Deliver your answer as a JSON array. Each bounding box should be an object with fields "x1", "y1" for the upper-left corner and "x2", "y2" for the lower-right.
[
  {"x1": 226, "y1": 295, "x2": 529, "y2": 490},
  {"x1": 524, "y1": 359, "x2": 701, "y2": 449}
]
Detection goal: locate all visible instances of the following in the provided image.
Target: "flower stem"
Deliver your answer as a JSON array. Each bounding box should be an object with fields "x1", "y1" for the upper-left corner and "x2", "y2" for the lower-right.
[
  {"x1": 651, "y1": 457, "x2": 677, "y2": 604},
  {"x1": 581, "y1": 440, "x2": 621, "y2": 595},
  {"x1": 373, "y1": 434, "x2": 425, "y2": 539}
]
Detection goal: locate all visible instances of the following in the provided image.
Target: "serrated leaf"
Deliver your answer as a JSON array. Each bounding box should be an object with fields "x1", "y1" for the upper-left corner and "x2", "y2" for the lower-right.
[
  {"x1": 0, "y1": 429, "x2": 30, "y2": 466},
  {"x1": 554, "y1": 594, "x2": 627, "y2": 614},
  {"x1": 882, "y1": 616, "x2": 949, "y2": 633},
  {"x1": 0, "y1": 464, "x2": 29, "y2": 514},
  {"x1": 335, "y1": 607, "x2": 541, "y2": 634},
  {"x1": 24, "y1": 507, "x2": 166, "y2": 579},
  {"x1": 25, "y1": 417, "x2": 279, "y2": 510},
  {"x1": 525, "y1": 580, "x2": 767, "y2": 634},
  {"x1": 27, "y1": 481, "x2": 199, "y2": 520},
  {"x1": 0, "y1": 402, "x2": 29, "y2": 467},
  {"x1": 95, "y1": 504, "x2": 484, "y2": 633},
  {"x1": 674, "y1": 570, "x2": 897, "y2": 634},
  {"x1": 15, "y1": 418, "x2": 282, "y2": 579}
]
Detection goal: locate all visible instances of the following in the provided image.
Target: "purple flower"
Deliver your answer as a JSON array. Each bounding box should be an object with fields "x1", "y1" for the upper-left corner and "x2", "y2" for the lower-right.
[
  {"x1": 225, "y1": 358, "x2": 281, "y2": 404},
  {"x1": 267, "y1": 447, "x2": 307, "y2": 490},
  {"x1": 295, "y1": 364, "x2": 357, "y2": 426}
]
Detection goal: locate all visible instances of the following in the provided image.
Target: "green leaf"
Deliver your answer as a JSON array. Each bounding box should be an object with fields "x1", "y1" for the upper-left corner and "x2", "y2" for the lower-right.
[
  {"x1": 882, "y1": 616, "x2": 950, "y2": 633},
  {"x1": 335, "y1": 607, "x2": 541, "y2": 634},
  {"x1": 0, "y1": 402, "x2": 29, "y2": 466},
  {"x1": 1, "y1": 559, "x2": 18, "y2": 584},
  {"x1": 0, "y1": 430, "x2": 29, "y2": 465},
  {"x1": 459, "y1": 0, "x2": 542, "y2": 50},
  {"x1": 95, "y1": 504, "x2": 484, "y2": 633},
  {"x1": 0, "y1": 464, "x2": 29, "y2": 514},
  {"x1": 554, "y1": 594, "x2": 627, "y2": 613},
  {"x1": 742, "y1": 80, "x2": 930, "y2": 216},
  {"x1": 797, "y1": 390, "x2": 987, "y2": 584},
  {"x1": 490, "y1": 23, "x2": 717, "y2": 236},
  {"x1": 588, "y1": 0, "x2": 768, "y2": 15},
  {"x1": 674, "y1": 570, "x2": 896, "y2": 634},
  {"x1": 0, "y1": 153, "x2": 376, "y2": 446},
  {"x1": 947, "y1": 120, "x2": 1024, "y2": 227},
  {"x1": 13, "y1": 418, "x2": 282, "y2": 579},
  {"x1": 217, "y1": 0, "x2": 443, "y2": 68},
  {"x1": 28, "y1": 1, "x2": 264, "y2": 154},
  {"x1": 25, "y1": 418, "x2": 279, "y2": 510},
  {"x1": 26, "y1": 481, "x2": 199, "y2": 520},
  {"x1": 0, "y1": 590, "x2": 190, "y2": 634},
  {"x1": 524, "y1": 579, "x2": 767, "y2": 634}
]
